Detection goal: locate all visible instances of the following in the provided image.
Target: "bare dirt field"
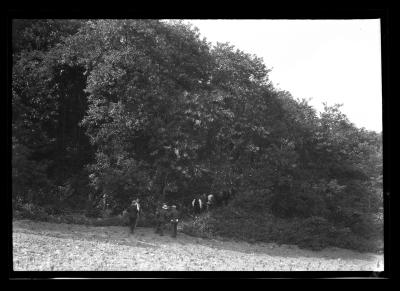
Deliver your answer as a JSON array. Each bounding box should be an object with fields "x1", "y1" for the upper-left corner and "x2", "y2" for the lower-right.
[{"x1": 12, "y1": 219, "x2": 383, "y2": 271}]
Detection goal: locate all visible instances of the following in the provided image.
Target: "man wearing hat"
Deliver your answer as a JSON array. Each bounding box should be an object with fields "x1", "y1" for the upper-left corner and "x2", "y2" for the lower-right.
[
  {"x1": 155, "y1": 203, "x2": 169, "y2": 236},
  {"x1": 168, "y1": 205, "x2": 179, "y2": 238}
]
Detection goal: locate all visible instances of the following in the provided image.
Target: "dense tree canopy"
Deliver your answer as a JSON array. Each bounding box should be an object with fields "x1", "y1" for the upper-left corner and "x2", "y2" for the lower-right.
[{"x1": 12, "y1": 19, "x2": 382, "y2": 249}]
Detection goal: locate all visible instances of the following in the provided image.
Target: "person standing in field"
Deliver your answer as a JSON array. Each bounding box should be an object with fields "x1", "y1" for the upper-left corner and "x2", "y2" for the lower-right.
[
  {"x1": 127, "y1": 198, "x2": 140, "y2": 234},
  {"x1": 168, "y1": 205, "x2": 179, "y2": 238},
  {"x1": 155, "y1": 203, "x2": 169, "y2": 236}
]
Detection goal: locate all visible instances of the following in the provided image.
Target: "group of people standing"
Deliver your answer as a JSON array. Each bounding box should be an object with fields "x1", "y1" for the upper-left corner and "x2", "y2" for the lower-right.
[
  {"x1": 126, "y1": 199, "x2": 180, "y2": 238},
  {"x1": 154, "y1": 203, "x2": 179, "y2": 238},
  {"x1": 125, "y1": 189, "x2": 234, "y2": 238},
  {"x1": 191, "y1": 189, "x2": 234, "y2": 215}
]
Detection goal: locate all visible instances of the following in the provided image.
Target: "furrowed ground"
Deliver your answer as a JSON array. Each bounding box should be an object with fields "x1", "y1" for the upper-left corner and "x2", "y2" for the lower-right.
[{"x1": 13, "y1": 220, "x2": 383, "y2": 271}]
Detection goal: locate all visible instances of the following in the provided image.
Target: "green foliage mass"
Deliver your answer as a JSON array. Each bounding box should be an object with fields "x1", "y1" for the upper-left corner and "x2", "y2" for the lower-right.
[{"x1": 12, "y1": 19, "x2": 383, "y2": 251}]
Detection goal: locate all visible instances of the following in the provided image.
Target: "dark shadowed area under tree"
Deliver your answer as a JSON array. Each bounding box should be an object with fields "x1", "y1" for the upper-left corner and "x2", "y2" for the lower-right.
[{"x1": 12, "y1": 19, "x2": 383, "y2": 254}]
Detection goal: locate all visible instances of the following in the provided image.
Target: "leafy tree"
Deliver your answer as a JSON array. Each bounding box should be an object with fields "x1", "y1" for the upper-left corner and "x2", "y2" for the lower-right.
[
  {"x1": 11, "y1": 19, "x2": 383, "y2": 250},
  {"x1": 12, "y1": 19, "x2": 89, "y2": 207}
]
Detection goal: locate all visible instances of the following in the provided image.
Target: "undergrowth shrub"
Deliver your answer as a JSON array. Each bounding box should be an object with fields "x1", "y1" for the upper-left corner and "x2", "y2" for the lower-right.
[
  {"x1": 182, "y1": 201, "x2": 382, "y2": 253},
  {"x1": 15, "y1": 203, "x2": 49, "y2": 221},
  {"x1": 85, "y1": 207, "x2": 102, "y2": 218},
  {"x1": 181, "y1": 212, "x2": 217, "y2": 238}
]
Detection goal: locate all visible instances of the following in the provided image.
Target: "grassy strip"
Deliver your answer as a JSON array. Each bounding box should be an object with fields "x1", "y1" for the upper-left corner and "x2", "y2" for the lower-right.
[
  {"x1": 12, "y1": 204, "x2": 156, "y2": 227},
  {"x1": 13, "y1": 203, "x2": 383, "y2": 253}
]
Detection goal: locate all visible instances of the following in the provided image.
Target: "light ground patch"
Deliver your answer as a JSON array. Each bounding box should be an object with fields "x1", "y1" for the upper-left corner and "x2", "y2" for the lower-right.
[{"x1": 13, "y1": 220, "x2": 383, "y2": 271}]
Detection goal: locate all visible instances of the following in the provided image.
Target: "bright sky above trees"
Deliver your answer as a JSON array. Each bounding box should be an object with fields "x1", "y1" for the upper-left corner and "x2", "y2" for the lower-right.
[{"x1": 185, "y1": 19, "x2": 382, "y2": 133}]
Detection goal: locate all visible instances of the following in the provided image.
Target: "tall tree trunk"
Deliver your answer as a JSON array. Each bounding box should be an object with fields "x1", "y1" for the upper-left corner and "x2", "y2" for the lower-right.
[{"x1": 159, "y1": 170, "x2": 169, "y2": 203}]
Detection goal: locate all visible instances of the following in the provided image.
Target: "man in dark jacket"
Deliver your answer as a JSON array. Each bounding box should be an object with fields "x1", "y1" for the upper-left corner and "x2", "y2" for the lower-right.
[
  {"x1": 155, "y1": 203, "x2": 169, "y2": 236},
  {"x1": 168, "y1": 205, "x2": 179, "y2": 238},
  {"x1": 127, "y1": 198, "x2": 140, "y2": 234}
]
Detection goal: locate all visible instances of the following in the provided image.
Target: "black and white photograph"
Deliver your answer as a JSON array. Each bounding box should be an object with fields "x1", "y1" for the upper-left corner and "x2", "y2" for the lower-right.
[{"x1": 10, "y1": 17, "x2": 387, "y2": 276}]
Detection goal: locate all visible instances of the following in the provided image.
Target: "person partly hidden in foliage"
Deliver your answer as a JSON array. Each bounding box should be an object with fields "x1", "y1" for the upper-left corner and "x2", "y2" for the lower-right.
[
  {"x1": 155, "y1": 203, "x2": 169, "y2": 236},
  {"x1": 126, "y1": 198, "x2": 140, "y2": 234},
  {"x1": 206, "y1": 194, "x2": 214, "y2": 211},
  {"x1": 191, "y1": 196, "x2": 204, "y2": 216},
  {"x1": 168, "y1": 205, "x2": 180, "y2": 238},
  {"x1": 208, "y1": 189, "x2": 234, "y2": 209}
]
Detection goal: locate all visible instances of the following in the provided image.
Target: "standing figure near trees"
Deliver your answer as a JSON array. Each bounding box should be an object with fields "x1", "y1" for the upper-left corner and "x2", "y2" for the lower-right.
[
  {"x1": 206, "y1": 189, "x2": 235, "y2": 209},
  {"x1": 191, "y1": 197, "x2": 204, "y2": 215},
  {"x1": 127, "y1": 198, "x2": 140, "y2": 234},
  {"x1": 206, "y1": 194, "x2": 214, "y2": 210},
  {"x1": 155, "y1": 203, "x2": 169, "y2": 236},
  {"x1": 219, "y1": 189, "x2": 233, "y2": 206},
  {"x1": 168, "y1": 205, "x2": 179, "y2": 238}
]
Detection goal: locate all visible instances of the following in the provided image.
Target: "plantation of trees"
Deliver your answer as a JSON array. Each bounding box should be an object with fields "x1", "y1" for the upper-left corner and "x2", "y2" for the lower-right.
[{"x1": 12, "y1": 19, "x2": 383, "y2": 251}]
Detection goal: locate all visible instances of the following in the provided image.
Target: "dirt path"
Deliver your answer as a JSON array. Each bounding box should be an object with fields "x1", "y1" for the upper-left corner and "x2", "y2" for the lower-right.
[{"x1": 12, "y1": 219, "x2": 383, "y2": 271}]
